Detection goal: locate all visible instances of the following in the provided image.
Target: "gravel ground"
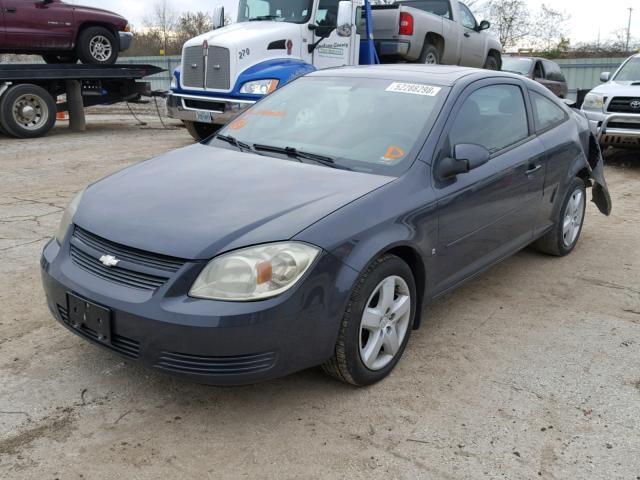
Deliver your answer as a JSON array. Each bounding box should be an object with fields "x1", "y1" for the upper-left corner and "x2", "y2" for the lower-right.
[{"x1": 0, "y1": 116, "x2": 639, "y2": 480}]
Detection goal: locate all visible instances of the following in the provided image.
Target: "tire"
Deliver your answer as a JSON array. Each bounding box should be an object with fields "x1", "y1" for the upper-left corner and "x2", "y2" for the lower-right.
[
  {"x1": 322, "y1": 255, "x2": 417, "y2": 386},
  {"x1": 42, "y1": 54, "x2": 78, "y2": 64},
  {"x1": 183, "y1": 121, "x2": 221, "y2": 142},
  {"x1": 76, "y1": 27, "x2": 118, "y2": 65},
  {"x1": 419, "y1": 44, "x2": 440, "y2": 65},
  {"x1": 533, "y1": 177, "x2": 587, "y2": 256},
  {"x1": 0, "y1": 84, "x2": 57, "y2": 139},
  {"x1": 483, "y1": 54, "x2": 499, "y2": 70}
]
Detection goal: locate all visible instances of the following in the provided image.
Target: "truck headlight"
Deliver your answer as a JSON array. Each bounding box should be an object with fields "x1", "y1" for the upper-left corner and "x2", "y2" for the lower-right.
[
  {"x1": 189, "y1": 242, "x2": 320, "y2": 301},
  {"x1": 170, "y1": 74, "x2": 178, "y2": 90},
  {"x1": 240, "y1": 79, "x2": 279, "y2": 95},
  {"x1": 582, "y1": 93, "x2": 605, "y2": 111},
  {"x1": 55, "y1": 189, "x2": 85, "y2": 244}
]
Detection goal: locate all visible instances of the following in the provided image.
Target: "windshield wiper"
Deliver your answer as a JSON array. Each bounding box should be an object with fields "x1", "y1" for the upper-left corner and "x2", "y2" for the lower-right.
[
  {"x1": 249, "y1": 15, "x2": 279, "y2": 21},
  {"x1": 214, "y1": 134, "x2": 255, "y2": 153},
  {"x1": 253, "y1": 144, "x2": 349, "y2": 169}
]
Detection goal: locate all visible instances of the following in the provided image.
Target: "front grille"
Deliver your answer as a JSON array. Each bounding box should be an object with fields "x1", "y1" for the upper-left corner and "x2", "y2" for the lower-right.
[
  {"x1": 608, "y1": 97, "x2": 640, "y2": 113},
  {"x1": 156, "y1": 351, "x2": 277, "y2": 376},
  {"x1": 57, "y1": 304, "x2": 141, "y2": 359},
  {"x1": 73, "y1": 227, "x2": 184, "y2": 273},
  {"x1": 184, "y1": 99, "x2": 226, "y2": 112},
  {"x1": 70, "y1": 245, "x2": 167, "y2": 290},
  {"x1": 607, "y1": 121, "x2": 640, "y2": 130},
  {"x1": 182, "y1": 45, "x2": 205, "y2": 88},
  {"x1": 206, "y1": 46, "x2": 231, "y2": 90}
]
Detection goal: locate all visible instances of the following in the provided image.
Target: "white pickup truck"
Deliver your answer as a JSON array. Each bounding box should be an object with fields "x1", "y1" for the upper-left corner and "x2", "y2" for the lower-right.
[{"x1": 372, "y1": 0, "x2": 502, "y2": 69}]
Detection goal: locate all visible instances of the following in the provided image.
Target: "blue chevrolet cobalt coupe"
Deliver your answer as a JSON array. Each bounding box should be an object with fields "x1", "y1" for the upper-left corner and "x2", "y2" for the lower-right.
[{"x1": 41, "y1": 65, "x2": 612, "y2": 386}]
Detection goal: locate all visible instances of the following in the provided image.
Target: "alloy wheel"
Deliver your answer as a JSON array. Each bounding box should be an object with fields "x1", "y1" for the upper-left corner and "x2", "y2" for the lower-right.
[
  {"x1": 90, "y1": 35, "x2": 113, "y2": 62},
  {"x1": 562, "y1": 189, "x2": 585, "y2": 247}
]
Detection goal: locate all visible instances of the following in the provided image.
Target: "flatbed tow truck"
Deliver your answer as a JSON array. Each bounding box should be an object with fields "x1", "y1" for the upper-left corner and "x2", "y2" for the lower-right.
[{"x1": 0, "y1": 63, "x2": 163, "y2": 139}]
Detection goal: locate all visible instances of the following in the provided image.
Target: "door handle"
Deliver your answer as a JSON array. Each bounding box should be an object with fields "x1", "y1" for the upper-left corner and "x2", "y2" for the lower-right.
[
  {"x1": 4, "y1": 7, "x2": 17, "y2": 13},
  {"x1": 526, "y1": 164, "x2": 542, "y2": 175},
  {"x1": 464, "y1": 32, "x2": 470, "y2": 38}
]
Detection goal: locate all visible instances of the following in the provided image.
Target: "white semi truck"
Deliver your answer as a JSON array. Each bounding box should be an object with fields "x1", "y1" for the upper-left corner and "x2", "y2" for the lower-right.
[{"x1": 166, "y1": 0, "x2": 500, "y2": 140}]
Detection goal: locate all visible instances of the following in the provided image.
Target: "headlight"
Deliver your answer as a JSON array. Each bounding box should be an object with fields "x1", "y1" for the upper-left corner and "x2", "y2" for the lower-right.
[
  {"x1": 190, "y1": 242, "x2": 320, "y2": 301},
  {"x1": 170, "y1": 74, "x2": 178, "y2": 90},
  {"x1": 55, "y1": 189, "x2": 85, "y2": 244},
  {"x1": 582, "y1": 93, "x2": 605, "y2": 111},
  {"x1": 240, "y1": 79, "x2": 279, "y2": 95}
]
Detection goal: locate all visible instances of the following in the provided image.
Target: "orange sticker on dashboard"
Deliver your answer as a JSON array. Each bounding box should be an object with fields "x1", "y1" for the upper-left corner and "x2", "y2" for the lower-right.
[
  {"x1": 247, "y1": 110, "x2": 288, "y2": 117},
  {"x1": 229, "y1": 118, "x2": 248, "y2": 130},
  {"x1": 383, "y1": 146, "x2": 405, "y2": 160}
]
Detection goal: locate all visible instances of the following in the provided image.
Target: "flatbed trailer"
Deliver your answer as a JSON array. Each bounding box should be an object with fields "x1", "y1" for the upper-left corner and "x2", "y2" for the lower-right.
[{"x1": 0, "y1": 64, "x2": 163, "y2": 139}]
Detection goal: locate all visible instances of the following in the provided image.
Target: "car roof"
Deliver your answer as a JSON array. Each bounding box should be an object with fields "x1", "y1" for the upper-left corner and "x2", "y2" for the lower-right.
[{"x1": 308, "y1": 64, "x2": 523, "y2": 87}]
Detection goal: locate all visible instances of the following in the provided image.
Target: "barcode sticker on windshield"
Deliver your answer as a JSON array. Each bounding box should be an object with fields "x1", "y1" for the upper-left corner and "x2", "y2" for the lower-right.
[{"x1": 386, "y1": 82, "x2": 441, "y2": 96}]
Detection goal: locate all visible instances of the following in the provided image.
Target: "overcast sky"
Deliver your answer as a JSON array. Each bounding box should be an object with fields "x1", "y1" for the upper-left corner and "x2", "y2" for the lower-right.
[{"x1": 73, "y1": 0, "x2": 638, "y2": 45}]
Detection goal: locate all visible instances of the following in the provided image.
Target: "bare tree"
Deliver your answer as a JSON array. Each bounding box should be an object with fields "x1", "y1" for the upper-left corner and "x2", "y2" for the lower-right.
[
  {"x1": 529, "y1": 4, "x2": 570, "y2": 51},
  {"x1": 144, "y1": 0, "x2": 179, "y2": 55},
  {"x1": 486, "y1": 0, "x2": 529, "y2": 48},
  {"x1": 176, "y1": 11, "x2": 214, "y2": 43}
]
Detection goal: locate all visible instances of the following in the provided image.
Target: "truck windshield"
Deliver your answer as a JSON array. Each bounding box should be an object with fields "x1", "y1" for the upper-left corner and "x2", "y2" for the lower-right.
[
  {"x1": 210, "y1": 76, "x2": 448, "y2": 176},
  {"x1": 501, "y1": 57, "x2": 533, "y2": 75},
  {"x1": 613, "y1": 57, "x2": 640, "y2": 82},
  {"x1": 237, "y1": 0, "x2": 314, "y2": 23}
]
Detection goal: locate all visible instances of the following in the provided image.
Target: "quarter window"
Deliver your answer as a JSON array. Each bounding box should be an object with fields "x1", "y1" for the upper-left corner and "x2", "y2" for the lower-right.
[
  {"x1": 458, "y1": 3, "x2": 477, "y2": 29},
  {"x1": 449, "y1": 84, "x2": 529, "y2": 154},
  {"x1": 530, "y1": 91, "x2": 567, "y2": 132}
]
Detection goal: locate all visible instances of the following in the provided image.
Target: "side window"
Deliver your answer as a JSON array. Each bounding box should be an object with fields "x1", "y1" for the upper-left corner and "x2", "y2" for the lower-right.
[
  {"x1": 316, "y1": 0, "x2": 339, "y2": 27},
  {"x1": 450, "y1": 84, "x2": 529, "y2": 154},
  {"x1": 458, "y1": 3, "x2": 477, "y2": 29},
  {"x1": 543, "y1": 61, "x2": 565, "y2": 82},
  {"x1": 530, "y1": 91, "x2": 568, "y2": 132}
]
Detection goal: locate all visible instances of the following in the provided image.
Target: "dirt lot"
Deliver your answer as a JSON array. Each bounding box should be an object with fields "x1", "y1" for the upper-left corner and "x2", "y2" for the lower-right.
[{"x1": 0, "y1": 114, "x2": 639, "y2": 480}]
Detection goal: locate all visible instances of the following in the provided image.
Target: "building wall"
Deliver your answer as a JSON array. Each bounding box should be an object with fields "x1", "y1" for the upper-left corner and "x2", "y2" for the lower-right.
[{"x1": 555, "y1": 57, "x2": 628, "y2": 99}]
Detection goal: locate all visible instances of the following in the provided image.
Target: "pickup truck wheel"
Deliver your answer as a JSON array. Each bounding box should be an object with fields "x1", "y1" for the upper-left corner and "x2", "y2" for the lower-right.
[
  {"x1": 0, "y1": 84, "x2": 57, "y2": 139},
  {"x1": 533, "y1": 178, "x2": 586, "y2": 256},
  {"x1": 183, "y1": 121, "x2": 221, "y2": 142},
  {"x1": 419, "y1": 44, "x2": 440, "y2": 64},
  {"x1": 42, "y1": 54, "x2": 78, "y2": 64},
  {"x1": 77, "y1": 27, "x2": 118, "y2": 65},
  {"x1": 483, "y1": 54, "x2": 499, "y2": 70},
  {"x1": 322, "y1": 255, "x2": 416, "y2": 386}
]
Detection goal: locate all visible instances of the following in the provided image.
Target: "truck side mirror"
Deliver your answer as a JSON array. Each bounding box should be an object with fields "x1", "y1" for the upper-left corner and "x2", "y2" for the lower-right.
[
  {"x1": 213, "y1": 5, "x2": 225, "y2": 29},
  {"x1": 336, "y1": 1, "x2": 353, "y2": 37},
  {"x1": 478, "y1": 20, "x2": 490, "y2": 31},
  {"x1": 600, "y1": 72, "x2": 610, "y2": 82}
]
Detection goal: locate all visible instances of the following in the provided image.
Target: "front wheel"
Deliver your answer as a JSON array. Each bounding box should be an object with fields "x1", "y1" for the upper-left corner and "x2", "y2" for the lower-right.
[
  {"x1": 483, "y1": 54, "x2": 500, "y2": 70},
  {"x1": 533, "y1": 177, "x2": 587, "y2": 256},
  {"x1": 183, "y1": 121, "x2": 221, "y2": 142},
  {"x1": 0, "y1": 84, "x2": 57, "y2": 138},
  {"x1": 76, "y1": 27, "x2": 118, "y2": 65},
  {"x1": 322, "y1": 255, "x2": 417, "y2": 386}
]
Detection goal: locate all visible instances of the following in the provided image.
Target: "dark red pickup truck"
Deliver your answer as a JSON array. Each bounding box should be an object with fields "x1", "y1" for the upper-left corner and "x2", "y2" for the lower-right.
[{"x1": 0, "y1": 0, "x2": 132, "y2": 64}]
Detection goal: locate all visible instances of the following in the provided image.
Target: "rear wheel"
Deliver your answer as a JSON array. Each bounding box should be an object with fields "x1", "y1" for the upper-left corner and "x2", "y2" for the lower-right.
[
  {"x1": 419, "y1": 44, "x2": 440, "y2": 64},
  {"x1": 0, "y1": 84, "x2": 57, "y2": 138},
  {"x1": 183, "y1": 121, "x2": 221, "y2": 142},
  {"x1": 533, "y1": 177, "x2": 587, "y2": 256},
  {"x1": 322, "y1": 255, "x2": 416, "y2": 386},
  {"x1": 42, "y1": 54, "x2": 78, "y2": 64},
  {"x1": 76, "y1": 27, "x2": 118, "y2": 65}
]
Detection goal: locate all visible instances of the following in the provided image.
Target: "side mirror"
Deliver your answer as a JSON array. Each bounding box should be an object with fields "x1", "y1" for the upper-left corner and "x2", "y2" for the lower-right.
[
  {"x1": 212, "y1": 5, "x2": 225, "y2": 29},
  {"x1": 336, "y1": 1, "x2": 353, "y2": 37},
  {"x1": 478, "y1": 20, "x2": 490, "y2": 31},
  {"x1": 600, "y1": 71, "x2": 610, "y2": 82},
  {"x1": 438, "y1": 144, "x2": 490, "y2": 179}
]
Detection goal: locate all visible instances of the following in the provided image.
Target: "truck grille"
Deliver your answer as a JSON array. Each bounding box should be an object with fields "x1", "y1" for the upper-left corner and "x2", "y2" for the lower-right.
[
  {"x1": 608, "y1": 97, "x2": 640, "y2": 113},
  {"x1": 206, "y1": 46, "x2": 231, "y2": 90},
  {"x1": 182, "y1": 46, "x2": 206, "y2": 89}
]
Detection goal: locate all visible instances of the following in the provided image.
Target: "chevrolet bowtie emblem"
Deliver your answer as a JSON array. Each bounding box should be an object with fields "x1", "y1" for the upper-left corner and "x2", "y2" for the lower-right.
[{"x1": 99, "y1": 255, "x2": 120, "y2": 267}]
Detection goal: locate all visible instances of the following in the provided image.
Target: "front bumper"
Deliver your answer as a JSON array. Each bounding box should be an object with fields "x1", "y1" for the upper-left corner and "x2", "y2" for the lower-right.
[
  {"x1": 167, "y1": 92, "x2": 254, "y2": 126},
  {"x1": 118, "y1": 32, "x2": 134, "y2": 52},
  {"x1": 41, "y1": 237, "x2": 357, "y2": 385},
  {"x1": 582, "y1": 110, "x2": 640, "y2": 146}
]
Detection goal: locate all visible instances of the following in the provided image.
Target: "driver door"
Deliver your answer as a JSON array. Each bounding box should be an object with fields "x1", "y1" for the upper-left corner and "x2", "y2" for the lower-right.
[
  {"x1": 458, "y1": 2, "x2": 484, "y2": 67},
  {"x1": 311, "y1": 0, "x2": 355, "y2": 69},
  {"x1": 3, "y1": 0, "x2": 74, "y2": 50}
]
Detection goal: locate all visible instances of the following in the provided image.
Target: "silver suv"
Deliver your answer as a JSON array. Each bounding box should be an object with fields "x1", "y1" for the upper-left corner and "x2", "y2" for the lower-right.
[{"x1": 582, "y1": 53, "x2": 640, "y2": 148}]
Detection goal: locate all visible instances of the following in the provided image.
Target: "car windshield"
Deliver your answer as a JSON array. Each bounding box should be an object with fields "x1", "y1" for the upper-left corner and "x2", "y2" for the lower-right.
[
  {"x1": 237, "y1": 0, "x2": 314, "y2": 23},
  {"x1": 210, "y1": 76, "x2": 448, "y2": 176},
  {"x1": 613, "y1": 57, "x2": 640, "y2": 82},
  {"x1": 501, "y1": 57, "x2": 533, "y2": 75}
]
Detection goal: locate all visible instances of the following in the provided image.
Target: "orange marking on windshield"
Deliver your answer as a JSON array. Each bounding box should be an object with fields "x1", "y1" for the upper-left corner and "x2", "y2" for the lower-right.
[
  {"x1": 247, "y1": 110, "x2": 288, "y2": 117},
  {"x1": 229, "y1": 118, "x2": 248, "y2": 130},
  {"x1": 384, "y1": 146, "x2": 405, "y2": 160}
]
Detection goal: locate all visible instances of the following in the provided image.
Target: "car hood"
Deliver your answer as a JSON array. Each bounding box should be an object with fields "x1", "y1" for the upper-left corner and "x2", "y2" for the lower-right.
[
  {"x1": 74, "y1": 145, "x2": 395, "y2": 260},
  {"x1": 72, "y1": 5, "x2": 126, "y2": 21},
  {"x1": 591, "y1": 80, "x2": 640, "y2": 96}
]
